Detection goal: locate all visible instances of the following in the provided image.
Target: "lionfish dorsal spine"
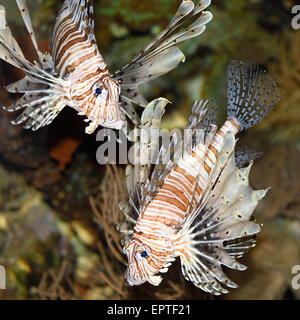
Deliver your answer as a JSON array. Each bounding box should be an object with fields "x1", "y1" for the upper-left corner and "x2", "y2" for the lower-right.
[
  {"x1": 16, "y1": 0, "x2": 53, "y2": 70},
  {"x1": 115, "y1": 0, "x2": 213, "y2": 124}
]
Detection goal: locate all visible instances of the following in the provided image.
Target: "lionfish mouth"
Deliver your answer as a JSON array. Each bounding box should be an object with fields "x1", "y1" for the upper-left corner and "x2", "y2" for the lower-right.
[
  {"x1": 125, "y1": 263, "x2": 163, "y2": 287},
  {"x1": 147, "y1": 274, "x2": 163, "y2": 286},
  {"x1": 126, "y1": 274, "x2": 162, "y2": 287}
]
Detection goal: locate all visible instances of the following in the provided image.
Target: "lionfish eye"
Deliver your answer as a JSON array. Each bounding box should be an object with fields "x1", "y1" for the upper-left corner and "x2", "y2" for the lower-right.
[
  {"x1": 95, "y1": 87, "x2": 102, "y2": 96},
  {"x1": 141, "y1": 251, "x2": 148, "y2": 258}
]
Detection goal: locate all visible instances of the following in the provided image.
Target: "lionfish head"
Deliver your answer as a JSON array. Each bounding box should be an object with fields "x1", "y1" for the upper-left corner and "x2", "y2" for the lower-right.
[
  {"x1": 71, "y1": 75, "x2": 125, "y2": 133},
  {"x1": 124, "y1": 241, "x2": 165, "y2": 287}
]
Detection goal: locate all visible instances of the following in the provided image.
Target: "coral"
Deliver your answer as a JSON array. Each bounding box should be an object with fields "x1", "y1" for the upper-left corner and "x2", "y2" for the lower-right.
[
  {"x1": 90, "y1": 164, "x2": 128, "y2": 298},
  {"x1": 38, "y1": 261, "x2": 78, "y2": 300}
]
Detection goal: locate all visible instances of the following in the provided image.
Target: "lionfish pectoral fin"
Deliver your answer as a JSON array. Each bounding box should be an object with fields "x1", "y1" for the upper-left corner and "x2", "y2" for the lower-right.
[
  {"x1": 0, "y1": 2, "x2": 65, "y2": 131},
  {"x1": 119, "y1": 46, "x2": 184, "y2": 108},
  {"x1": 174, "y1": 131, "x2": 267, "y2": 295},
  {"x1": 114, "y1": 0, "x2": 213, "y2": 118},
  {"x1": 9, "y1": 99, "x2": 65, "y2": 131},
  {"x1": 0, "y1": 41, "x2": 68, "y2": 130}
]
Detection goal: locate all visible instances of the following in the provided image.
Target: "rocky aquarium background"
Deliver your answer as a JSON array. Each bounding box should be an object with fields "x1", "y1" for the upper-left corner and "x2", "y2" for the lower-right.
[{"x1": 0, "y1": 0, "x2": 299, "y2": 300}]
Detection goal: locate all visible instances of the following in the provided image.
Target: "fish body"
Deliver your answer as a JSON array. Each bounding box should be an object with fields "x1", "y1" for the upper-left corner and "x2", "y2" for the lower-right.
[
  {"x1": 51, "y1": 0, "x2": 123, "y2": 133},
  {"x1": 122, "y1": 60, "x2": 281, "y2": 294},
  {"x1": 0, "y1": 0, "x2": 213, "y2": 133},
  {"x1": 124, "y1": 117, "x2": 241, "y2": 287}
]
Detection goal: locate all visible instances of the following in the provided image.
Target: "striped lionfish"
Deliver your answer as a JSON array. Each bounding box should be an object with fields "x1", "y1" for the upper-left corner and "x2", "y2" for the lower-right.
[
  {"x1": 0, "y1": 0, "x2": 213, "y2": 134},
  {"x1": 120, "y1": 60, "x2": 281, "y2": 295}
]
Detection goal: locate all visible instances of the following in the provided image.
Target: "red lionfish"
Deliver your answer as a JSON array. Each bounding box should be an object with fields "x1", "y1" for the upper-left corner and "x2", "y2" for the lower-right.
[
  {"x1": 0, "y1": 0, "x2": 213, "y2": 134},
  {"x1": 120, "y1": 60, "x2": 281, "y2": 295}
]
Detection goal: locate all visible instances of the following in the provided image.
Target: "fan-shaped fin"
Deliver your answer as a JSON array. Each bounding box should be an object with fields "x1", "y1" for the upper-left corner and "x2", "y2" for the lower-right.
[
  {"x1": 227, "y1": 60, "x2": 281, "y2": 131},
  {"x1": 0, "y1": 2, "x2": 67, "y2": 130},
  {"x1": 114, "y1": 0, "x2": 213, "y2": 119},
  {"x1": 175, "y1": 131, "x2": 266, "y2": 295}
]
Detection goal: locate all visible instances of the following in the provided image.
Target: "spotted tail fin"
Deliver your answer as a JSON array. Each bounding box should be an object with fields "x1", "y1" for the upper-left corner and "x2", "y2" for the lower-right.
[
  {"x1": 227, "y1": 60, "x2": 281, "y2": 131},
  {"x1": 0, "y1": 4, "x2": 68, "y2": 130},
  {"x1": 175, "y1": 131, "x2": 267, "y2": 295}
]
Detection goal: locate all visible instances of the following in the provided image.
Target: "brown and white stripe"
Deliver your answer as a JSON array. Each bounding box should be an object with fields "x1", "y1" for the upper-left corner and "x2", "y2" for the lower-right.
[{"x1": 51, "y1": 0, "x2": 124, "y2": 132}]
